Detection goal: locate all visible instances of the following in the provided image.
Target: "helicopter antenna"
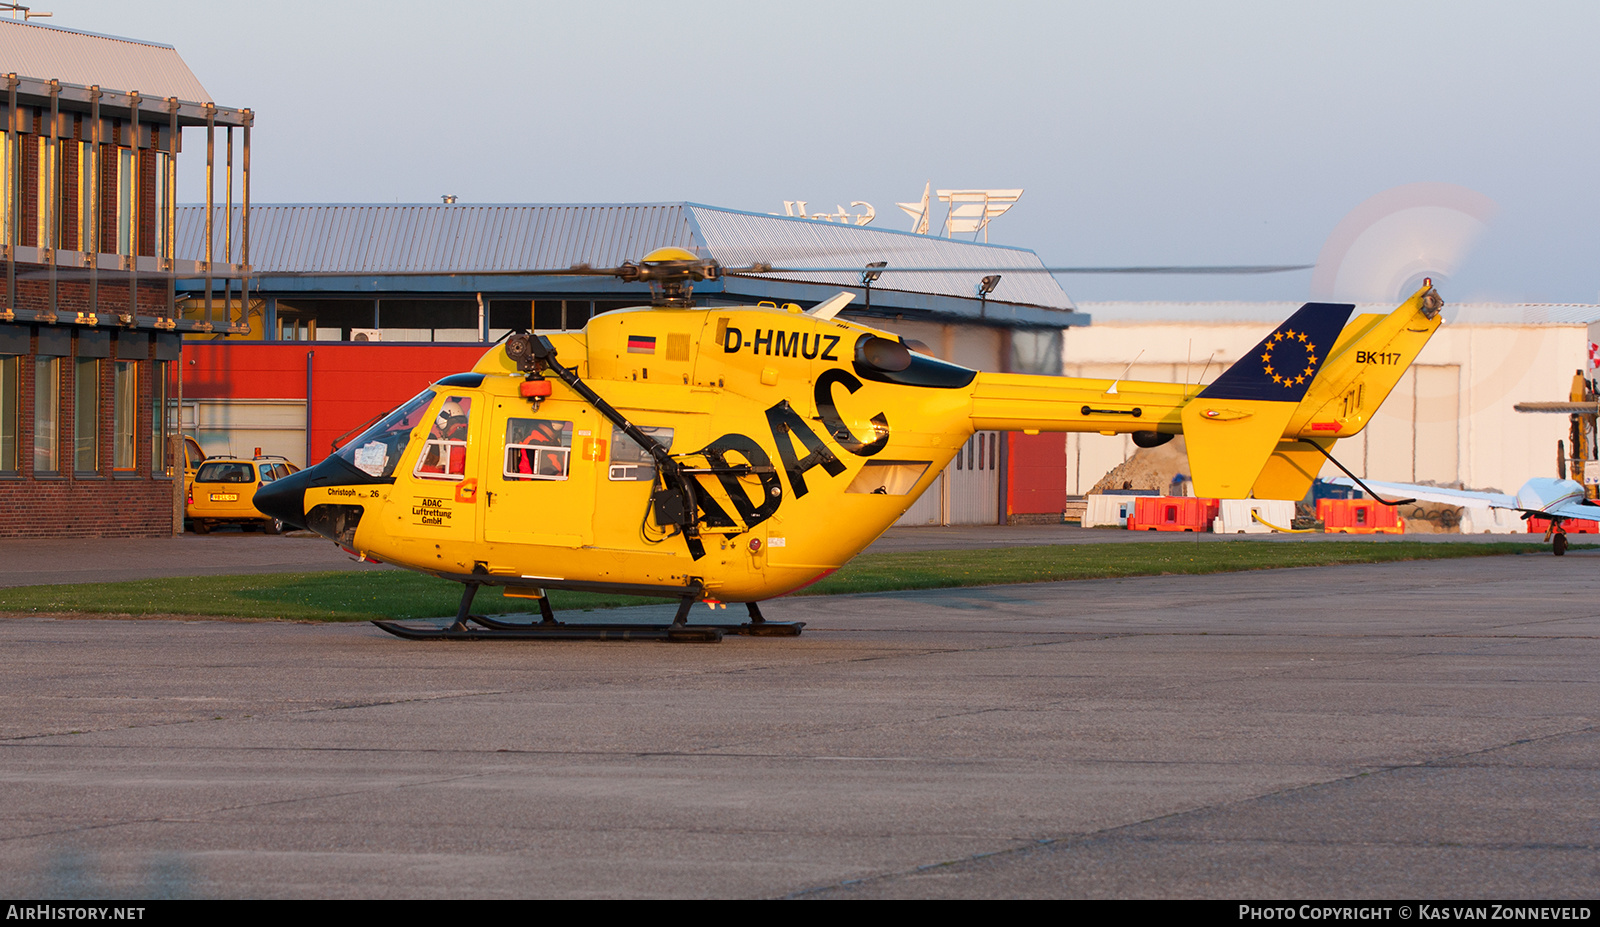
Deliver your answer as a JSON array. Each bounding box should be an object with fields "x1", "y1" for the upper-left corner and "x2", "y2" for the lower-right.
[
  {"x1": 1193, "y1": 350, "x2": 1219, "y2": 397},
  {"x1": 1104, "y1": 350, "x2": 1144, "y2": 396},
  {"x1": 808, "y1": 291, "x2": 855, "y2": 321}
]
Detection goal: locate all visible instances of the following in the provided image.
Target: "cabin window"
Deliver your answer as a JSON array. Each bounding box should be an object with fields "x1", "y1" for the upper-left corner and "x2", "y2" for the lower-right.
[
  {"x1": 414, "y1": 395, "x2": 473, "y2": 481},
  {"x1": 504, "y1": 418, "x2": 572, "y2": 481},
  {"x1": 337, "y1": 388, "x2": 436, "y2": 478},
  {"x1": 608, "y1": 425, "x2": 673, "y2": 482}
]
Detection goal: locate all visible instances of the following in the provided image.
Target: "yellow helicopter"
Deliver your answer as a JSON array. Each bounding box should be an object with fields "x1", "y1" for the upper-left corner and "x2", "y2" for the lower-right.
[{"x1": 255, "y1": 247, "x2": 1446, "y2": 642}]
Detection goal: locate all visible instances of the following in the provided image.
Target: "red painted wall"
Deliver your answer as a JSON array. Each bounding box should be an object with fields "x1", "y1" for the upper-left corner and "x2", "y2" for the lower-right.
[
  {"x1": 183, "y1": 343, "x2": 491, "y2": 464},
  {"x1": 1006, "y1": 431, "x2": 1066, "y2": 518}
]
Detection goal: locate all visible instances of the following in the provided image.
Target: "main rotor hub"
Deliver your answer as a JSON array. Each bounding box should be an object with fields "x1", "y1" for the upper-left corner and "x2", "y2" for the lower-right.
[{"x1": 617, "y1": 247, "x2": 722, "y2": 308}]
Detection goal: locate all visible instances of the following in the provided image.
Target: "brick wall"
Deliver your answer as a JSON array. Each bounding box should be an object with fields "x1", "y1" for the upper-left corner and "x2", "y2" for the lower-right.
[
  {"x1": 0, "y1": 324, "x2": 177, "y2": 538},
  {"x1": 13, "y1": 279, "x2": 171, "y2": 319}
]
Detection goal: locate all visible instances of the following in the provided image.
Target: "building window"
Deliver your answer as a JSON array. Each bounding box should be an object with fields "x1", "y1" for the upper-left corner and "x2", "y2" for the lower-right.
[
  {"x1": 0, "y1": 134, "x2": 11, "y2": 249},
  {"x1": 152, "y1": 359, "x2": 177, "y2": 476},
  {"x1": 0, "y1": 354, "x2": 17, "y2": 473},
  {"x1": 154, "y1": 151, "x2": 170, "y2": 261},
  {"x1": 117, "y1": 148, "x2": 135, "y2": 256},
  {"x1": 74, "y1": 357, "x2": 98, "y2": 473},
  {"x1": 113, "y1": 360, "x2": 136, "y2": 470},
  {"x1": 35, "y1": 136, "x2": 49, "y2": 249},
  {"x1": 1009, "y1": 328, "x2": 1063, "y2": 376},
  {"x1": 34, "y1": 356, "x2": 59, "y2": 473},
  {"x1": 69, "y1": 140, "x2": 89, "y2": 253}
]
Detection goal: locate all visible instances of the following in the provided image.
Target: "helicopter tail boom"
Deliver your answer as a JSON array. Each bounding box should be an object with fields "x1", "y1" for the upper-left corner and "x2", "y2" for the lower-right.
[{"x1": 968, "y1": 285, "x2": 1444, "y2": 500}]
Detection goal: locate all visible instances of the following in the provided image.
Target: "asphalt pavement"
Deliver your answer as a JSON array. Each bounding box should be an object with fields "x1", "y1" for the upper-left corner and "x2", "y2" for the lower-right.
[{"x1": 1, "y1": 552, "x2": 1596, "y2": 898}]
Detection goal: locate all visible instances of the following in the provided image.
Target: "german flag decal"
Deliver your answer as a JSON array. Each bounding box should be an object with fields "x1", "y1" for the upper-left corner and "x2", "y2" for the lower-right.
[{"x1": 627, "y1": 335, "x2": 657, "y2": 355}]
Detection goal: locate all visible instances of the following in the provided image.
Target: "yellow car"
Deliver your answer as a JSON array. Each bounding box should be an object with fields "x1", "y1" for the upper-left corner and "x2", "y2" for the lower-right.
[{"x1": 187, "y1": 455, "x2": 300, "y2": 535}]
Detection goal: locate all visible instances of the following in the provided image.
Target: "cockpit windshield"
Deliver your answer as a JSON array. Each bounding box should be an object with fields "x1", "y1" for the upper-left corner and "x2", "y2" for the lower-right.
[{"x1": 335, "y1": 389, "x2": 436, "y2": 478}]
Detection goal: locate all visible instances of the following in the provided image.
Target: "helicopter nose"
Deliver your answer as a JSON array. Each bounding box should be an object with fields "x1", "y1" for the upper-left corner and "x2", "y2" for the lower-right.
[{"x1": 254, "y1": 466, "x2": 312, "y2": 530}]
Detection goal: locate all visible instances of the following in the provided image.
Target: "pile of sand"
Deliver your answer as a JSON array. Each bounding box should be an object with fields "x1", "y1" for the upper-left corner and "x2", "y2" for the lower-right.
[{"x1": 1089, "y1": 436, "x2": 1191, "y2": 495}]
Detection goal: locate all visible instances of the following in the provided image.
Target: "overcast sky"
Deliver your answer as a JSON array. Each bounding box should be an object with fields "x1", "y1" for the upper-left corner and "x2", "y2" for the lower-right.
[{"x1": 38, "y1": 0, "x2": 1600, "y2": 304}]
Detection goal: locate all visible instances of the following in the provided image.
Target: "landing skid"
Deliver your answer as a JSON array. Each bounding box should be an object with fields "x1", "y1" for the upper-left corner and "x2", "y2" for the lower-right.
[
  {"x1": 369, "y1": 584, "x2": 803, "y2": 643},
  {"x1": 370, "y1": 619, "x2": 724, "y2": 642}
]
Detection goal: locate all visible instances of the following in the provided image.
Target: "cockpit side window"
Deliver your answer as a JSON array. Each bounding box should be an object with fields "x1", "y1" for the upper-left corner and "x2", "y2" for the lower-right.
[
  {"x1": 415, "y1": 396, "x2": 473, "y2": 481},
  {"x1": 504, "y1": 418, "x2": 572, "y2": 481},
  {"x1": 335, "y1": 389, "x2": 436, "y2": 479},
  {"x1": 609, "y1": 425, "x2": 674, "y2": 481}
]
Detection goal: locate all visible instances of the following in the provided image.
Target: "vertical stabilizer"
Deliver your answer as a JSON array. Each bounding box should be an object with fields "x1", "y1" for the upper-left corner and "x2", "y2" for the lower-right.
[{"x1": 1182, "y1": 303, "x2": 1354, "y2": 497}]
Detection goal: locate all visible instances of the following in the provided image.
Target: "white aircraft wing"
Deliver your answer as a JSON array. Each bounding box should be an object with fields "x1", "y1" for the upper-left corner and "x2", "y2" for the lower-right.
[
  {"x1": 1326, "y1": 478, "x2": 1516, "y2": 510},
  {"x1": 1540, "y1": 499, "x2": 1600, "y2": 522}
]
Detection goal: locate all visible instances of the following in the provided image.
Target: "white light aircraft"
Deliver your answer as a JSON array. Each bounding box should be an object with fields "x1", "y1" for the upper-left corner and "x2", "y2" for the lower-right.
[{"x1": 1328, "y1": 476, "x2": 1598, "y2": 555}]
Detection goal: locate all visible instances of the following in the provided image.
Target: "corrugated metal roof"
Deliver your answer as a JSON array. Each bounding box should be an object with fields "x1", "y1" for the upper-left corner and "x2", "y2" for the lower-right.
[
  {"x1": 174, "y1": 203, "x2": 1077, "y2": 310},
  {"x1": 1078, "y1": 301, "x2": 1600, "y2": 326},
  {"x1": 175, "y1": 204, "x2": 699, "y2": 274},
  {"x1": 0, "y1": 20, "x2": 211, "y2": 102},
  {"x1": 687, "y1": 205, "x2": 1074, "y2": 310}
]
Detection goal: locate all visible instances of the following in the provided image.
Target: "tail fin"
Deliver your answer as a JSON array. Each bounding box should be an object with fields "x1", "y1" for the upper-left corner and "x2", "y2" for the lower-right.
[
  {"x1": 1248, "y1": 282, "x2": 1446, "y2": 500},
  {"x1": 1181, "y1": 302, "x2": 1354, "y2": 497}
]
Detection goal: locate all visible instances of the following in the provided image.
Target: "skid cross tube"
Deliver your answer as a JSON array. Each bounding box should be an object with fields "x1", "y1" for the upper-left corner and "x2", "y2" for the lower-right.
[{"x1": 1296, "y1": 439, "x2": 1416, "y2": 507}]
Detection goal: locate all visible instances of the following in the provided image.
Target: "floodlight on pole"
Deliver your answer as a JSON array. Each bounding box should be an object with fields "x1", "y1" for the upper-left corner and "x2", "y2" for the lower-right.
[
  {"x1": 977, "y1": 274, "x2": 1001, "y2": 317},
  {"x1": 861, "y1": 261, "x2": 887, "y2": 311}
]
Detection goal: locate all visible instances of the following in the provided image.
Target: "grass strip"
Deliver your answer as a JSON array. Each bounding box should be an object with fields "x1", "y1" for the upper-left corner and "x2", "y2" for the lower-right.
[{"x1": 0, "y1": 540, "x2": 1569, "y2": 623}]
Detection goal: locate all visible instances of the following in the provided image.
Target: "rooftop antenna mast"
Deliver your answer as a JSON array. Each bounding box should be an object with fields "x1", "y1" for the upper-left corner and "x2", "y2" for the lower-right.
[{"x1": 0, "y1": 4, "x2": 52, "y2": 19}]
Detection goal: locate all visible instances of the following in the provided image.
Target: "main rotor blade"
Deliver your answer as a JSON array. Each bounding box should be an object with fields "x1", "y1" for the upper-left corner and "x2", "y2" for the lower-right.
[
  {"x1": 245, "y1": 263, "x2": 1313, "y2": 279},
  {"x1": 745, "y1": 264, "x2": 1314, "y2": 276},
  {"x1": 250, "y1": 266, "x2": 632, "y2": 279}
]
